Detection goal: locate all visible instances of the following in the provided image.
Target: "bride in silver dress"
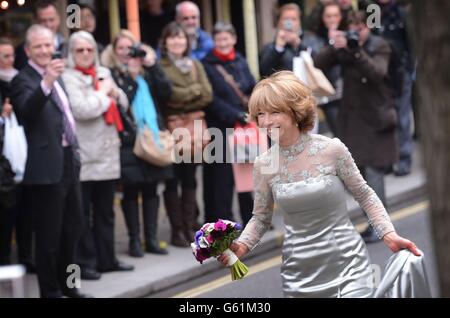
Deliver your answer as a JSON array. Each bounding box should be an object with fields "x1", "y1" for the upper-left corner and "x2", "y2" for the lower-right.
[{"x1": 218, "y1": 71, "x2": 422, "y2": 298}]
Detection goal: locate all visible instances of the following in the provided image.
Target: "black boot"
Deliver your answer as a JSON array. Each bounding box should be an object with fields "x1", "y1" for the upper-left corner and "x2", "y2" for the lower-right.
[
  {"x1": 143, "y1": 196, "x2": 168, "y2": 255},
  {"x1": 121, "y1": 200, "x2": 144, "y2": 257},
  {"x1": 191, "y1": 205, "x2": 202, "y2": 231},
  {"x1": 164, "y1": 191, "x2": 190, "y2": 247},
  {"x1": 181, "y1": 188, "x2": 197, "y2": 243}
]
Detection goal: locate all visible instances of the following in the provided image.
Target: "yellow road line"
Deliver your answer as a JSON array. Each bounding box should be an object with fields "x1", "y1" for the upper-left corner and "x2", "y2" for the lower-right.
[
  {"x1": 173, "y1": 200, "x2": 429, "y2": 298},
  {"x1": 173, "y1": 256, "x2": 282, "y2": 298},
  {"x1": 355, "y1": 200, "x2": 429, "y2": 232}
]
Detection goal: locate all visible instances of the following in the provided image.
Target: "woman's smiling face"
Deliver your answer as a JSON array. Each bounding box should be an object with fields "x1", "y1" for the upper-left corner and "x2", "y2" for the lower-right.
[{"x1": 257, "y1": 110, "x2": 299, "y2": 144}]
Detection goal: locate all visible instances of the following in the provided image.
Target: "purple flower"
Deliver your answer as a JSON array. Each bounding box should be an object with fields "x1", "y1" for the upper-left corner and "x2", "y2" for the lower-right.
[
  {"x1": 234, "y1": 223, "x2": 242, "y2": 231},
  {"x1": 194, "y1": 247, "x2": 211, "y2": 264},
  {"x1": 195, "y1": 230, "x2": 203, "y2": 247},
  {"x1": 214, "y1": 220, "x2": 227, "y2": 232}
]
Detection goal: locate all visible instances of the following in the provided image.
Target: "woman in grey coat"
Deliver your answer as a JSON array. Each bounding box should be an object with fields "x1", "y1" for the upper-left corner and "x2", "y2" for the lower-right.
[{"x1": 63, "y1": 31, "x2": 133, "y2": 279}]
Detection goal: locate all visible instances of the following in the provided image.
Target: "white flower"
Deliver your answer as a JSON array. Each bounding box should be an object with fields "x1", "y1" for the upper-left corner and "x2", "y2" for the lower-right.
[
  {"x1": 191, "y1": 243, "x2": 198, "y2": 254},
  {"x1": 199, "y1": 236, "x2": 211, "y2": 248}
]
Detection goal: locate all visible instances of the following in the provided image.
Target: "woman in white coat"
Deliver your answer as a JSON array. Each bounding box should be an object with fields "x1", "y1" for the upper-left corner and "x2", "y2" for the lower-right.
[{"x1": 62, "y1": 31, "x2": 133, "y2": 280}]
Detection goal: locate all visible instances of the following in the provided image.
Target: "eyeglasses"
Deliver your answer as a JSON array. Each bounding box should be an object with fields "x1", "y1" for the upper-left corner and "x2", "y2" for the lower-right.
[
  {"x1": 75, "y1": 47, "x2": 94, "y2": 54},
  {"x1": 182, "y1": 15, "x2": 198, "y2": 21}
]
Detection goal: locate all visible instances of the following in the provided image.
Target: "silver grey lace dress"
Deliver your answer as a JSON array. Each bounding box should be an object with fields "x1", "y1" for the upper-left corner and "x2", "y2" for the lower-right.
[{"x1": 237, "y1": 133, "x2": 396, "y2": 298}]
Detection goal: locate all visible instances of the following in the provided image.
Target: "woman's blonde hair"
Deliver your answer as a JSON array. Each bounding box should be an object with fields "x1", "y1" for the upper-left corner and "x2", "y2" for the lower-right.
[
  {"x1": 100, "y1": 29, "x2": 136, "y2": 69},
  {"x1": 248, "y1": 71, "x2": 316, "y2": 133},
  {"x1": 100, "y1": 29, "x2": 155, "y2": 75}
]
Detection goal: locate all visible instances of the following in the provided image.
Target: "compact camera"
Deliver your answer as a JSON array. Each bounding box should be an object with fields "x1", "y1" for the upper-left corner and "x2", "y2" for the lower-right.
[
  {"x1": 345, "y1": 30, "x2": 360, "y2": 50},
  {"x1": 282, "y1": 19, "x2": 294, "y2": 31},
  {"x1": 128, "y1": 45, "x2": 147, "y2": 58}
]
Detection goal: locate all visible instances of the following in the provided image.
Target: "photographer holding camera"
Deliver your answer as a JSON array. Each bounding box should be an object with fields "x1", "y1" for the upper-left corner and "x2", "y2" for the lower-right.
[
  {"x1": 314, "y1": 10, "x2": 398, "y2": 244},
  {"x1": 101, "y1": 30, "x2": 173, "y2": 257},
  {"x1": 259, "y1": 3, "x2": 306, "y2": 77}
]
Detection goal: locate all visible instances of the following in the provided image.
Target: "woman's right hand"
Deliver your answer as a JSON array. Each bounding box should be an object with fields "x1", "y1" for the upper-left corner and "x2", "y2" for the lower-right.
[
  {"x1": 217, "y1": 242, "x2": 249, "y2": 267},
  {"x1": 275, "y1": 29, "x2": 287, "y2": 49},
  {"x1": 98, "y1": 77, "x2": 114, "y2": 95}
]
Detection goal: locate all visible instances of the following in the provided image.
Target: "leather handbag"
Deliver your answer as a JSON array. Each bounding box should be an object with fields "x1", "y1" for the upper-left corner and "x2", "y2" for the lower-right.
[
  {"x1": 302, "y1": 51, "x2": 336, "y2": 97},
  {"x1": 294, "y1": 50, "x2": 336, "y2": 98},
  {"x1": 166, "y1": 110, "x2": 210, "y2": 159},
  {"x1": 133, "y1": 127, "x2": 174, "y2": 167},
  {"x1": 165, "y1": 62, "x2": 210, "y2": 160}
]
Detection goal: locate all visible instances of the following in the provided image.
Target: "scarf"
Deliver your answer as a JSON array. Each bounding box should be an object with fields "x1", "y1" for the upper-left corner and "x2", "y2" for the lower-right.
[
  {"x1": 168, "y1": 53, "x2": 193, "y2": 74},
  {"x1": 75, "y1": 65, "x2": 123, "y2": 132},
  {"x1": 0, "y1": 68, "x2": 18, "y2": 82},
  {"x1": 212, "y1": 48, "x2": 236, "y2": 62},
  {"x1": 132, "y1": 75, "x2": 161, "y2": 147}
]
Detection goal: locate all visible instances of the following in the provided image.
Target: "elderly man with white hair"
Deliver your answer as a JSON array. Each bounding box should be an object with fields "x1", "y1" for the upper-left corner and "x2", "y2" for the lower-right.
[
  {"x1": 62, "y1": 31, "x2": 134, "y2": 280},
  {"x1": 175, "y1": 1, "x2": 213, "y2": 60},
  {"x1": 10, "y1": 24, "x2": 89, "y2": 298}
]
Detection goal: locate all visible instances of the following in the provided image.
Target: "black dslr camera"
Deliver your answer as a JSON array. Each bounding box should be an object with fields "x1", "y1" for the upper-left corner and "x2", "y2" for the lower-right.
[
  {"x1": 128, "y1": 44, "x2": 147, "y2": 58},
  {"x1": 345, "y1": 30, "x2": 360, "y2": 50}
]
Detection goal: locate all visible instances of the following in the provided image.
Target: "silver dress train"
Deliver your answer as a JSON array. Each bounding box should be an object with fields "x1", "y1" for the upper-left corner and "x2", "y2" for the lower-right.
[{"x1": 238, "y1": 134, "x2": 396, "y2": 298}]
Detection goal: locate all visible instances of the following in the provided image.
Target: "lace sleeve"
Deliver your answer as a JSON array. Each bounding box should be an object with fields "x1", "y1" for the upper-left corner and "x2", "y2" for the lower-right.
[
  {"x1": 237, "y1": 155, "x2": 274, "y2": 250},
  {"x1": 334, "y1": 139, "x2": 395, "y2": 238}
]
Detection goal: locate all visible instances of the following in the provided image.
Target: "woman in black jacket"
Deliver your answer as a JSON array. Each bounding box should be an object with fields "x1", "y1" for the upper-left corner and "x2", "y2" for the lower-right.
[
  {"x1": 0, "y1": 37, "x2": 34, "y2": 271},
  {"x1": 101, "y1": 30, "x2": 172, "y2": 257},
  {"x1": 202, "y1": 22, "x2": 256, "y2": 226}
]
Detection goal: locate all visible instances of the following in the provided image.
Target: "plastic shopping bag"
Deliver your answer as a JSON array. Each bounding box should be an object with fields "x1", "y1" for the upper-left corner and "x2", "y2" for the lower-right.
[{"x1": 2, "y1": 112, "x2": 27, "y2": 183}]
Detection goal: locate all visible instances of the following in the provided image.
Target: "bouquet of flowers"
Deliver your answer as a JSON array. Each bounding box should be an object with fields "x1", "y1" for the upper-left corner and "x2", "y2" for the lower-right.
[{"x1": 191, "y1": 219, "x2": 249, "y2": 280}]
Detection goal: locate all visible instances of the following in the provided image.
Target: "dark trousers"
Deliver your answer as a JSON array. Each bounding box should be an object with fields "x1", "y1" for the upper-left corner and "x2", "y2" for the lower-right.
[
  {"x1": 0, "y1": 185, "x2": 33, "y2": 266},
  {"x1": 395, "y1": 70, "x2": 414, "y2": 168},
  {"x1": 30, "y1": 147, "x2": 83, "y2": 298},
  {"x1": 123, "y1": 182, "x2": 157, "y2": 202},
  {"x1": 165, "y1": 163, "x2": 197, "y2": 192},
  {"x1": 320, "y1": 100, "x2": 340, "y2": 137},
  {"x1": 360, "y1": 166, "x2": 387, "y2": 207},
  {"x1": 77, "y1": 180, "x2": 116, "y2": 271},
  {"x1": 203, "y1": 162, "x2": 253, "y2": 226}
]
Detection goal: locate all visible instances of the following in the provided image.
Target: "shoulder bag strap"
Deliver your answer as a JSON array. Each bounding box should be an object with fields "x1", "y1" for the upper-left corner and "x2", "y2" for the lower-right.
[{"x1": 215, "y1": 64, "x2": 249, "y2": 108}]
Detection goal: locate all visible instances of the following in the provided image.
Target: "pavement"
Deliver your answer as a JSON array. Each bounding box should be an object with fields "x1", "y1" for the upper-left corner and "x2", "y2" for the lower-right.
[{"x1": 4, "y1": 144, "x2": 427, "y2": 298}]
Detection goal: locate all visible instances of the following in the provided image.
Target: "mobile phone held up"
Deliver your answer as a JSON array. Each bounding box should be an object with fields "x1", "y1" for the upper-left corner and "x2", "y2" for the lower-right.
[
  {"x1": 51, "y1": 51, "x2": 62, "y2": 60},
  {"x1": 283, "y1": 19, "x2": 294, "y2": 31}
]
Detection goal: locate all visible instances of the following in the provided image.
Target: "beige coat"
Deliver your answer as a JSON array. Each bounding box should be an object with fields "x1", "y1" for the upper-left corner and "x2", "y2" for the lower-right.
[{"x1": 62, "y1": 66, "x2": 129, "y2": 181}]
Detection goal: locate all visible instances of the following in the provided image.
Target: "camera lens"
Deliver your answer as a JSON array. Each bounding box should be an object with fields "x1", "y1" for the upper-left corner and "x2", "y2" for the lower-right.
[{"x1": 128, "y1": 45, "x2": 147, "y2": 58}]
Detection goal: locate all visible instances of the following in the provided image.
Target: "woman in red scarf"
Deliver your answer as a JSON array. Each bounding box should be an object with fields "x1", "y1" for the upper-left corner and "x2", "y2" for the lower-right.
[
  {"x1": 62, "y1": 31, "x2": 133, "y2": 280},
  {"x1": 201, "y1": 22, "x2": 257, "y2": 228}
]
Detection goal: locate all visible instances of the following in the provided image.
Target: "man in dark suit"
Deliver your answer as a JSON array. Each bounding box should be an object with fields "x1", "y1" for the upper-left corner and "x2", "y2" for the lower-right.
[
  {"x1": 15, "y1": 0, "x2": 67, "y2": 70},
  {"x1": 10, "y1": 24, "x2": 90, "y2": 298}
]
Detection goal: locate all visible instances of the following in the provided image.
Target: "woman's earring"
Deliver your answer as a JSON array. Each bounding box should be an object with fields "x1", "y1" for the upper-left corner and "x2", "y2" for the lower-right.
[{"x1": 295, "y1": 123, "x2": 299, "y2": 127}]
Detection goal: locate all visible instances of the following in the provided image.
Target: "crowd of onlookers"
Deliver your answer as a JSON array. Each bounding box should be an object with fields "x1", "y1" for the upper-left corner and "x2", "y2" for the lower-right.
[{"x1": 0, "y1": 0, "x2": 415, "y2": 297}]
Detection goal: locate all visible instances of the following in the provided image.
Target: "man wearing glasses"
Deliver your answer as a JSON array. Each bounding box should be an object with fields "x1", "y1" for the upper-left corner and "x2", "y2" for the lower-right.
[{"x1": 175, "y1": 1, "x2": 213, "y2": 60}]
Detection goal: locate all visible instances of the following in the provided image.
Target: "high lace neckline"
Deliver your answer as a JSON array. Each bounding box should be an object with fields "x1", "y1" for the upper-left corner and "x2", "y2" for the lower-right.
[{"x1": 279, "y1": 133, "x2": 310, "y2": 158}]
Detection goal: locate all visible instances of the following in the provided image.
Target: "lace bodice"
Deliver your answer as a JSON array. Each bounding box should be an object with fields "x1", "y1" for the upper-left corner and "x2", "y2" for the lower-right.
[{"x1": 237, "y1": 133, "x2": 395, "y2": 250}]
